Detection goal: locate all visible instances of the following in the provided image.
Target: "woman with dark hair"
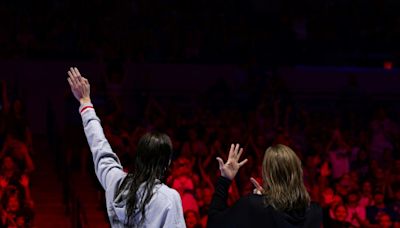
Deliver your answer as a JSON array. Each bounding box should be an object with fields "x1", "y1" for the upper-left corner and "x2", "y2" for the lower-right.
[
  {"x1": 208, "y1": 144, "x2": 322, "y2": 227},
  {"x1": 67, "y1": 67, "x2": 185, "y2": 227}
]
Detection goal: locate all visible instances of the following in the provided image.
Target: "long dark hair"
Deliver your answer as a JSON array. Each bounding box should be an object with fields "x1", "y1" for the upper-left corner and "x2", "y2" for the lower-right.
[{"x1": 120, "y1": 132, "x2": 173, "y2": 226}]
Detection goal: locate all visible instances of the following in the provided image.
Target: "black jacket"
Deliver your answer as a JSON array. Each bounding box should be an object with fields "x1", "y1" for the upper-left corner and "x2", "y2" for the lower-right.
[{"x1": 208, "y1": 176, "x2": 322, "y2": 228}]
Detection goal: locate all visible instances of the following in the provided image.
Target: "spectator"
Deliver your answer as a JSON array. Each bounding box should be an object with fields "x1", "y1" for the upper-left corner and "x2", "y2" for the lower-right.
[
  {"x1": 327, "y1": 129, "x2": 351, "y2": 180},
  {"x1": 326, "y1": 204, "x2": 353, "y2": 228},
  {"x1": 345, "y1": 191, "x2": 367, "y2": 227},
  {"x1": 184, "y1": 210, "x2": 202, "y2": 228},
  {"x1": 359, "y1": 181, "x2": 374, "y2": 208},
  {"x1": 377, "y1": 212, "x2": 394, "y2": 228},
  {"x1": 366, "y1": 192, "x2": 396, "y2": 225},
  {"x1": 0, "y1": 188, "x2": 34, "y2": 227},
  {"x1": 0, "y1": 133, "x2": 34, "y2": 174}
]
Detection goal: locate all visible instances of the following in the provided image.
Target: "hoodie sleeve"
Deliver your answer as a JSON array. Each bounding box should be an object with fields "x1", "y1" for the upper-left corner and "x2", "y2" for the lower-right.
[
  {"x1": 79, "y1": 103, "x2": 127, "y2": 191},
  {"x1": 163, "y1": 190, "x2": 186, "y2": 228},
  {"x1": 207, "y1": 176, "x2": 249, "y2": 228}
]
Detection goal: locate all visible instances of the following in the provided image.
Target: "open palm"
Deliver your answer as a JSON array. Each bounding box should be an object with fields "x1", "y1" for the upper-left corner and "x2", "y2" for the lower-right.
[{"x1": 217, "y1": 144, "x2": 248, "y2": 180}]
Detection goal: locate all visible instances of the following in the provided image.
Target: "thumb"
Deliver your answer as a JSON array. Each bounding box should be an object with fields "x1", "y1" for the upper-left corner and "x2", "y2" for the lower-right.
[
  {"x1": 250, "y1": 177, "x2": 263, "y2": 192},
  {"x1": 216, "y1": 157, "x2": 224, "y2": 169}
]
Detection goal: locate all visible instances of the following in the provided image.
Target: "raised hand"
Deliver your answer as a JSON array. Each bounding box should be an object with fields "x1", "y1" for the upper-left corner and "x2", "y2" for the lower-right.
[
  {"x1": 67, "y1": 67, "x2": 91, "y2": 104},
  {"x1": 216, "y1": 144, "x2": 248, "y2": 180}
]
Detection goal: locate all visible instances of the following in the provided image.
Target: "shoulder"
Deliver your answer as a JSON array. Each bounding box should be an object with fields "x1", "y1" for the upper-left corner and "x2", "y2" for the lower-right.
[
  {"x1": 309, "y1": 202, "x2": 322, "y2": 209},
  {"x1": 242, "y1": 194, "x2": 264, "y2": 205},
  {"x1": 155, "y1": 184, "x2": 183, "y2": 206},
  {"x1": 307, "y1": 202, "x2": 323, "y2": 217},
  {"x1": 236, "y1": 194, "x2": 269, "y2": 212}
]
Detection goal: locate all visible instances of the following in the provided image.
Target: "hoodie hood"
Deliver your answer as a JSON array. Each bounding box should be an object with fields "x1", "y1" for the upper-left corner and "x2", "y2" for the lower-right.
[
  {"x1": 276, "y1": 203, "x2": 320, "y2": 226},
  {"x1": 281, "y1": 209, "x2": 307, "y2": 225},
  {"x1": 111, "y1": 180, "x2": 162, "y2": 223},
  {"x1": 113, "y1": 185, "x2": 130, "y2": 222}
]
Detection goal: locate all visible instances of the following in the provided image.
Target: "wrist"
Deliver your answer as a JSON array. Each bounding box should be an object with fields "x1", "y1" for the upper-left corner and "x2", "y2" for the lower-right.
[
  {"x1": 79, "y1": 97, "x2": 91, "y2": 105},
  {"x1": 221, "y1": 173, "x2": 233, "y2": 180}
]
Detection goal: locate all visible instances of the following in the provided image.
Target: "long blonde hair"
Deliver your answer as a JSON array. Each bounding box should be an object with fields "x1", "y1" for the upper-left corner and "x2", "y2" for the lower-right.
[{"x1": 262, "y1": 144, "x2": 310, "y2": 211}]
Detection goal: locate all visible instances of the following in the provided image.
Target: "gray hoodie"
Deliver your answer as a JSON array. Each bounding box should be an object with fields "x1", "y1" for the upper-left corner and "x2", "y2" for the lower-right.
[{"x1": 80, "y1": 103, "x2": 186, "y2": 227}]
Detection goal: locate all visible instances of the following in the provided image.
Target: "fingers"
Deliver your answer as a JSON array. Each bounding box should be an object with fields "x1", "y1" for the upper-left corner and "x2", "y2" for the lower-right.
[
  {"x1": 67, "y1": 78, "x2": 74, "y2": 88},
  {"x1": 250, "y1": 177, "x2": 264, "y2": 195},
  {"x1": 70, "y1": 67, "x2": 77, "y2": 77},
  {"x1": 68, "y1": 69, "x2": 83, "y2": 89},
  {"x1": 236, "y1": 147, "x2": 247, "y2": 167},
  {"x1": 238, "y1": 158, "x2": 248, "y2": 167},
  {"x1": 81, "y1": 77, "x2": 90, "y2": 86},
  {"x1": 68, "y1": 71, "x2": 77, "y2": 86},
  {"x1": 70, "y1": 67, "x2": 81, "y2": 78},
  {"x1": 216, "y1": 157, "x2": 224, "y2": 169},
  {"x1": 228, "y1": 144, "x2": 235, "y2": 159},
  {"x1": 229, "y1": 143, "x2": 241, "y2": 159},
  {"x1": 250, "y1": 177, "x2": 262, "y2": 190},
  {"x1": 234, "y1": 143, "x2": 240, "y2": 154},
  {"x1": 74, "y1": 67, "x2": 81, "y2": 77},
  {"x1": 75, "y1": 75, "x2": 82, "y2": 88},
  {"x1": 237, "y1": 148, "x2": 244, "y2": 159}
]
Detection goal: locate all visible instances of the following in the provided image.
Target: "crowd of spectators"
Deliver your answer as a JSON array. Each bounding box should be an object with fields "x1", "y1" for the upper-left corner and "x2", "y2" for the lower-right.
[
  {"x1": 61, "y1": 67, "x2": 400, "y2": 228},
  {"x1": 0, "y1": 81, "x2": 35, "y2": 227},
  {"x1": 1, "y1": 0, "x2": 400, "y2": 65}
]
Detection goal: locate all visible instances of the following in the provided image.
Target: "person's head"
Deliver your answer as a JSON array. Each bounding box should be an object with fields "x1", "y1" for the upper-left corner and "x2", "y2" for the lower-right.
[
  {"x1": 333, "y1": 194, "x2": 343, "y2": 205},
  {"x1": 173, "y1": 157, "x2": 192, "y2": 175},
  {"x1": 322, "y1": 187, "x2": 335, "y2": 204},
  {"x1": 132, "y1": 132, "x2": 173, "y2": 179},
  {"x1": 184, "y1": 210, "x2": 200, "y2": 228},
  {"x1": 332, "y1": 204, "x2": 347, "y2": 221},
  {"x1": 124, "y1": 132, "x2": 173, "y2": 225},
  {"x1": 362, "y1": 181, "x2": 372, "y2": 194},
  {"x1": 1, "y1": 156, "x2": 17, "y2": 171},
  {"x1": 374, "y1": 192, "x2": 385, "y2": 205},
  {"x1": 347, "y1": 191, "x2": 360, "y2": 205},
  {"x1": 15, "y1": 211, "x2": 26, "y2": 227},
  {"x1": 6, "y1": 195, "x2": 21, "y2": 213},
  {"x1": 378, "y1": 213, "x2": 393, "y2": 228},
  {"x1": 262, "y1": 144, "x2": 310, "y2": 211}
]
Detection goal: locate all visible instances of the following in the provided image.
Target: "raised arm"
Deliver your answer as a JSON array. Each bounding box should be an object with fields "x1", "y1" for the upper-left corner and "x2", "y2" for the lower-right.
[
  {"x1": 208, "y1": 144, "x2": 248, "y2": 227},
  {"x1": 67, "y1": 67, "x2": 126, "y2": 191}
]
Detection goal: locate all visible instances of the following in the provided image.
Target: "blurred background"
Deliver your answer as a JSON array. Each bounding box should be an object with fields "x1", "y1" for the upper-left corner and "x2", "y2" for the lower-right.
[{"x1": 0, "y1": 0, "x2": 400, "y2": 227}]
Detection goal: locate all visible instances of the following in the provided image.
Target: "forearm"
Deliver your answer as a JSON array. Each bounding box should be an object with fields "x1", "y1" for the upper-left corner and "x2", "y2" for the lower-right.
[
  {"x1": 80, "y1": 102, "x2": 126, "y2": 190},
  {"x1": 208, "y1": 176, "x2": 231, "y2": 218},
  {"x1": 207, "y1": 176, "x2": 249, "y2": 228}
]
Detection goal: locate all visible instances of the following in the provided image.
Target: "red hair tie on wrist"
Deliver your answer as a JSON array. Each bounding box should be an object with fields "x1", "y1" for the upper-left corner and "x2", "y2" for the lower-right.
[{"x1": 80, "y1": 105, "x2": 93, "y2": 113}]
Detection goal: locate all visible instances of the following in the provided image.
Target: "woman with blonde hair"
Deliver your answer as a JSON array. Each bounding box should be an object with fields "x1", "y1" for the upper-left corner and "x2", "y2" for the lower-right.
[{"x1": 207, "y1": 144, "x2": 322, "y2": 227}]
